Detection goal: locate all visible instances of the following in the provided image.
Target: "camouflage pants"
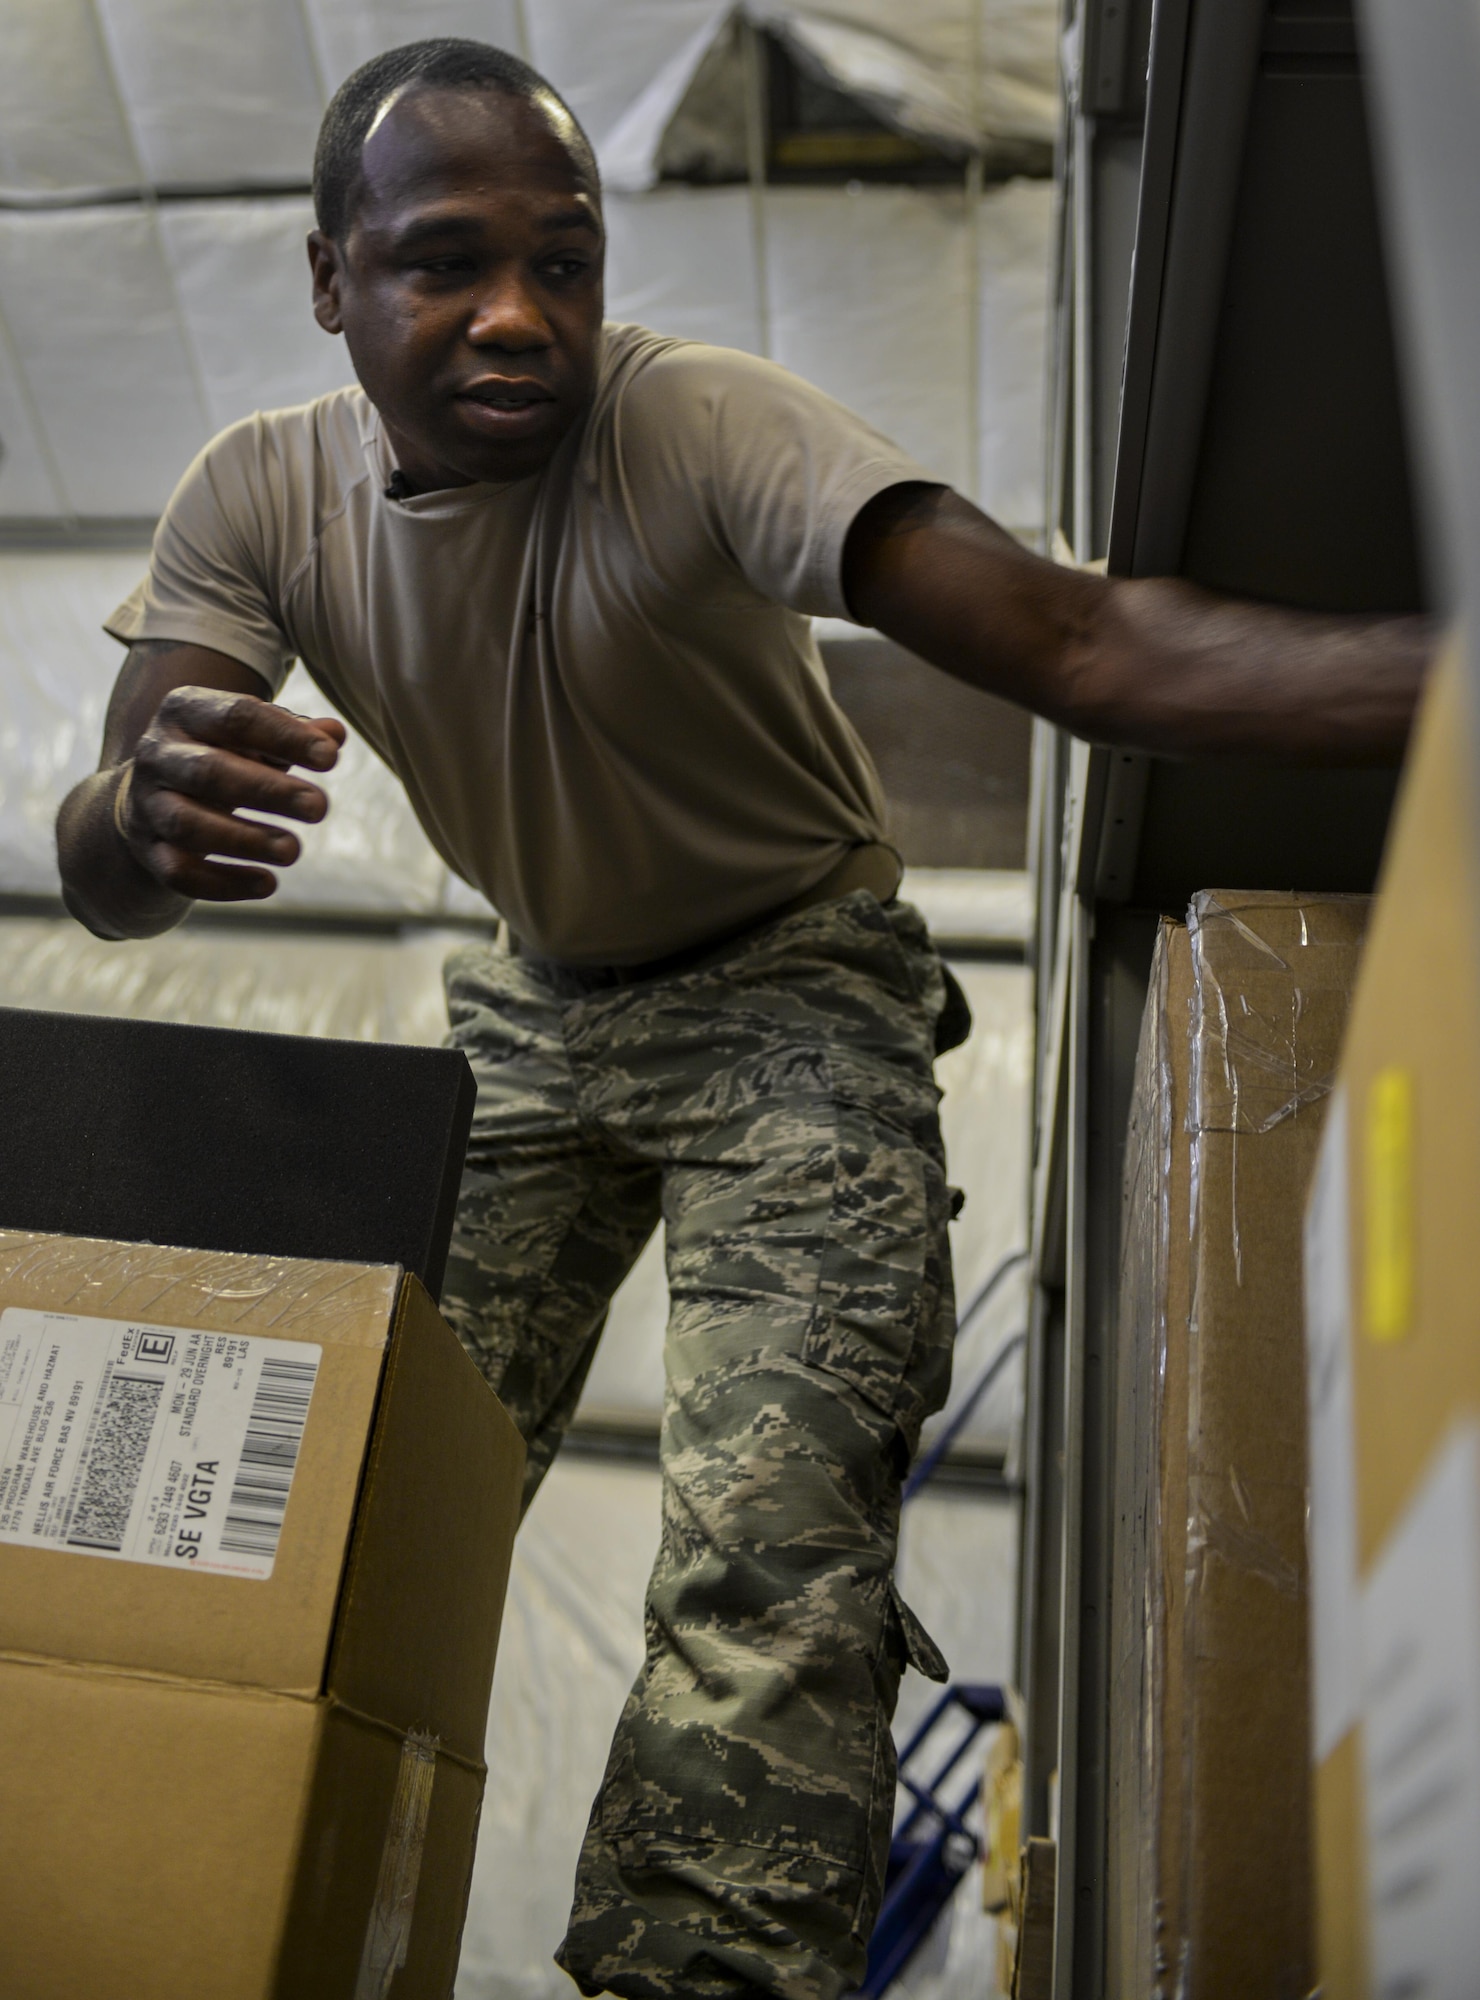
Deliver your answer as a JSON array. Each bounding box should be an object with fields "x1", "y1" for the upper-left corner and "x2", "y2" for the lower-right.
[{"x1": 440, "y1": 891, "x2": 958, "y2": 2000}]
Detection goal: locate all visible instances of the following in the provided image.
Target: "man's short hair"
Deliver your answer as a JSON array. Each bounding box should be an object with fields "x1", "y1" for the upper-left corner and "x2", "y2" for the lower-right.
[{"x1": 313, "y1": 37, "x2": 600, "y2": 241}]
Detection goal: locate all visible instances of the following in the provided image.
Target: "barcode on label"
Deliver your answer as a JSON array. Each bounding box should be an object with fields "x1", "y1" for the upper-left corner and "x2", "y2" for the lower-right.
[
  {"x1": 67, "y1": 1373, "x2": 164, "y2": 1551},
  {"x1": 219, "y1": 1356, "x2": 317, "y2": 1562}
]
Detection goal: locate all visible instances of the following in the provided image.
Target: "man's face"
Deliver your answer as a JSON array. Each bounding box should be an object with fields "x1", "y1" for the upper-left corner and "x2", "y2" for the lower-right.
[{"x1": 309, "y1": 86, "x2": 604, "y2": 490}]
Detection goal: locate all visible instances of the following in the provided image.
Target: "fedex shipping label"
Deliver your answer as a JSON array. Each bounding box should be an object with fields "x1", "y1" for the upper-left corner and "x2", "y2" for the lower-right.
[{"x1": 0, "y1": 1307, "x2": 320, "y2": 1581}]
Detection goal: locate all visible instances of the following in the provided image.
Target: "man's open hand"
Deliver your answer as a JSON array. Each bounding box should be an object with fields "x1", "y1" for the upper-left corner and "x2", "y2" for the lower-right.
[
  {"x1": 121, "y1": 685, "x2": 346, "y2": 902},
  {"x1": 58, "y1": 640, "x2": 353, "y2": 941}
]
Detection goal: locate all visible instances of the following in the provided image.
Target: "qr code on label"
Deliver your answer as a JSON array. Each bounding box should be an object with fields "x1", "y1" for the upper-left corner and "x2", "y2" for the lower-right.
[{"x1": 68, "y1": 1373, "x2": 163, "y2": 1552}]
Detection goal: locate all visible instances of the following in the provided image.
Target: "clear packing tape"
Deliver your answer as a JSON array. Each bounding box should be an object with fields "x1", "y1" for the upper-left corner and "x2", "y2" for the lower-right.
[
  {"x1": 0, "y1": 1227, "x2": 401, "y2": 1347},
  {"x1": 1107, "y1": 891, "x2": 1368, "y2": 1999},
  {"x1": 355, "y1": 1730, "x2": 439, "y2": 2000},
  {"x1": 1107, "y1": 917, "x2": 1175, "y2": 2000}
]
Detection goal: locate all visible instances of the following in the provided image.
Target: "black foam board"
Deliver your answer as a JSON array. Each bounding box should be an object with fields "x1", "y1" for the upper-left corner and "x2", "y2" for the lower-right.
[{"x1": 0, "y1": 1008, "x2": 475, "y2": 1299}]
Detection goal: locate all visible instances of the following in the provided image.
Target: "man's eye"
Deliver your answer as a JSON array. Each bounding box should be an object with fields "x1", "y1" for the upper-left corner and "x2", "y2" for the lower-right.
[
  {"x1": 416, "y1": 257, "x2": 473, "y2": 276},
  {"x1": 545, "y1": 258, "x2": 589, "y2": 279}
]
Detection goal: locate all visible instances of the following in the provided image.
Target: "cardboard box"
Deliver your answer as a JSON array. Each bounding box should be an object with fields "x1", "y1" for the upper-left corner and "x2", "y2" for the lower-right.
[
  {"x1": 0, "y1": 1229, "x2": 525, "y2": 1999},
  {"x1": 1305, "y1": 642, "x2": 1480, "y2": 1996},
  {"x1": 1011, "y1": 1837, "x2": 1056, "y2": 2000},
  {"x1": 1109, "y1": 890, "x2": 1367, "y2": 1998}
]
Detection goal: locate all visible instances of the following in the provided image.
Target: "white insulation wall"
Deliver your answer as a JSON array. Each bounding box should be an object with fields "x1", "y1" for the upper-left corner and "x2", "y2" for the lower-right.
[
  {"x1": 0, "y1": 177, "x2": 1051, "y2": 526},
  {"x1": 0, "y1": 1, "x2": 1053, "y2": 200},
  {"x1": 0, "y1": 0, "x2": 1055, "y2": 530}
]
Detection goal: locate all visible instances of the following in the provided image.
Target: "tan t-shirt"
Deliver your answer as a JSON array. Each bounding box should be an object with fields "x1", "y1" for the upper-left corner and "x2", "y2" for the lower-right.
[{"x1": 107, "y1": 321, "x2": 932, "y2": 963}]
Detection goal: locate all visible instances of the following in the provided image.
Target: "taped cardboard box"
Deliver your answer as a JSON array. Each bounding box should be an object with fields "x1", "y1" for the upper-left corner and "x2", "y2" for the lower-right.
[
  {"x1": 0, "y1": 1229, "x2": 525, "y2": 2000},
  {"x1": 1305, "y1": 641, "x2": 1480, "y2": 1996},
  {"x1": 1109, "y1": 889, "x2": 1367, "y2": 1999}
]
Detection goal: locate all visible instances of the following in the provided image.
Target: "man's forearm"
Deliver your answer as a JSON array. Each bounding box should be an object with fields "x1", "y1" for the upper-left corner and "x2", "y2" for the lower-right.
[
  {"x1": 1055, "y1": 574, "x2": 1432, "y2": 761},
  {"x1": 56, "y1": 764, "x2": 192, "y2": 941},
  {"x1": 844, "y1": 484, "x2": 1433, "y2": 763}
]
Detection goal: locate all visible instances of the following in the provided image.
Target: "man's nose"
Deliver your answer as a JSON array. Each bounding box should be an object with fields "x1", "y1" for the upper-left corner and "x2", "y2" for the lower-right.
[{"x1": 466, "y1": 270, "x2": 553, "y2": 350}]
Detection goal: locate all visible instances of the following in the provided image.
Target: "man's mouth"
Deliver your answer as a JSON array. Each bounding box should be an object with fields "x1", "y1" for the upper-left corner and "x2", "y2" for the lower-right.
[
  {"x1": 457, "y1": 378, "x2": 555, "y2": 412},
  {"x1": 451, "y1": 377, "x2": 559, "y2": 447}
]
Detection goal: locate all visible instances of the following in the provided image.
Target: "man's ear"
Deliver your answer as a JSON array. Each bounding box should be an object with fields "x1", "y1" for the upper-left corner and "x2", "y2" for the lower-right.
[{"x1": 307, "y1": 230, "x2": 345, "y2": 336}]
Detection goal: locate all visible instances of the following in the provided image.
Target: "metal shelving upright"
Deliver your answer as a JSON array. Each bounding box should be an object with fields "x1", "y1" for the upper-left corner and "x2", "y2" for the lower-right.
[{"x1": 1016, "y1": 3, "x2": 1427, "y2": 1992}]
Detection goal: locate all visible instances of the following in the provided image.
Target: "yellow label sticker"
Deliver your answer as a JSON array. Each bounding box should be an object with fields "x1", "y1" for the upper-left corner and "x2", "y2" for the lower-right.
[{"x1": 1364, "y1": 1066, "x2": 1414, "y2": 1343}]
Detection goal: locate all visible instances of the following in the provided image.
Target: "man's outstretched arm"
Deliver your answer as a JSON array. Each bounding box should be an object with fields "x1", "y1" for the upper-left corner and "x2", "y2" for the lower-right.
[
  {"x1": 57, "y1": 639, "x2": 345, "y2": 941},
  {"x1": 843, "y1": 483, "x2": 1432, "y2": 762}
]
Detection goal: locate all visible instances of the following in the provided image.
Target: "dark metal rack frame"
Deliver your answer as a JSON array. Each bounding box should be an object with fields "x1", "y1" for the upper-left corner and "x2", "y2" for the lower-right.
[{"x1": 1016, "y1": 2, "x2": 1426, "y2": 1992}]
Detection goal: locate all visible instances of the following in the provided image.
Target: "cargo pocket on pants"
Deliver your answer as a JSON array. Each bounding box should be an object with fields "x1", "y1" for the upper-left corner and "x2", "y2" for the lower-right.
[{"x1": 801, "y1": 1103, "x2": 934, "y2": 1425}]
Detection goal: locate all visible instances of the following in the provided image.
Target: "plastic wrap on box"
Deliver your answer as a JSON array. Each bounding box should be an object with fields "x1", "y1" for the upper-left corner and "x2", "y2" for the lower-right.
[
  {"x1": 1108, "y1": 892, "x2": 1368, "y2": 2000},
  {"x1": 0, "y1": 1226, "x2": 400, "y2": 1346}
]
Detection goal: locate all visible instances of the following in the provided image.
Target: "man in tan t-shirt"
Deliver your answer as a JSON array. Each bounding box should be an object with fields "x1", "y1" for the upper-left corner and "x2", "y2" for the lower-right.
[{"x1": 56, "y1": 37, "x2": 1427, "y2": 2000}]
